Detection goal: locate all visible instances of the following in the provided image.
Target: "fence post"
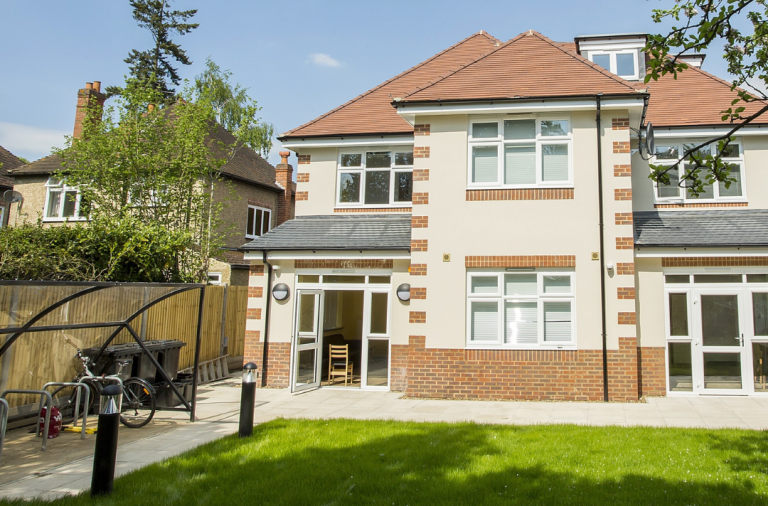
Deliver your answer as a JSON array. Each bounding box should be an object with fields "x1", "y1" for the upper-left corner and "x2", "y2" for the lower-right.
[{"x1": 219, "y1": 285, "x2": 228, "y2": 357}]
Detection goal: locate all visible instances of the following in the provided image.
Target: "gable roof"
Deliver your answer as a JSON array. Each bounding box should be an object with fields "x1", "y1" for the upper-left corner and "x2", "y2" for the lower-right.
[
  {"x1": 399, "y1": 30, "x2": 641, "y2": 103},
  {"x1": 0, "y1": 145, "x2": 23, "y2": 188},
  {"x1": 644, "y1": 64, "x2": 768, "y2": 127},
  {"x1": 279, "y1": 31, "x2": 501, "y2": 140}
]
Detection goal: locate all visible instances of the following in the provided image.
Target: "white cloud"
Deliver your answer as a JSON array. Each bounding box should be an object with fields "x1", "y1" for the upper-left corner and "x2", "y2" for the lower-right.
[
  {"x1": 307, "y1": 53, "x2": 343, "y2": 68},
  {"x1": 0, "y1": 122, "x2": 68, "y2": 162}
]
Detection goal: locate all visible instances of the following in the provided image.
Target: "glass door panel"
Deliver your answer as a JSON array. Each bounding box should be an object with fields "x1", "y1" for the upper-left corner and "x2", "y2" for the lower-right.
[
  {"x1": 366, "y1": 339, "x2": 389, "y2": 387},
  {"x1": 701, "y1": 295, "x2": 740, "y2": 346},
  {"x1": 293, "y1": 290, "x2": 323, "y2": 392},
  {"x1": 362, "y1": 290, "x2": 390, "y2": 389},
  {"x1": 703, "y1": 352, "x2": 742, "y2": 389},
  {"x1": 694, "y1": 292, "x2": 747, "y2": 394},
  {"x1": 753, "y1": 343, "x2": 768, "y2": 392}
]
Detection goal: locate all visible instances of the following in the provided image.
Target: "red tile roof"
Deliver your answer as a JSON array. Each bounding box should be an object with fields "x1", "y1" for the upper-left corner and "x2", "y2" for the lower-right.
[
  {"x1": 280, "y1": 31, "x2": 501, "y2": 139},
  {"x1": 644, "y1": 64, "x2": 768, "y2": 127},
  {"x1": 0, "y1": 145, "x2": 23, "y2": 188},
  {"x1": 400, "y1": 30, "x2": 640, "y2": 103}
]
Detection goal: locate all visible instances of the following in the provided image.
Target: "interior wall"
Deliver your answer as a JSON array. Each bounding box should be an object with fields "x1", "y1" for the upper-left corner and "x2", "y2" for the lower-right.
[{"x1": 340, "y1": 290, "x2": 364, "y2": 341}]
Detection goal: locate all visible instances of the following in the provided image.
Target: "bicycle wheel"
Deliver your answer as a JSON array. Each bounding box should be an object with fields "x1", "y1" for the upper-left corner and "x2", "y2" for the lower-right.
[
  {"x1": 50, "y1": 381, "x2": 97, "y2": 424},
  {"x1": 120, "y1": 378, "x2": 156, "y2": 428}
]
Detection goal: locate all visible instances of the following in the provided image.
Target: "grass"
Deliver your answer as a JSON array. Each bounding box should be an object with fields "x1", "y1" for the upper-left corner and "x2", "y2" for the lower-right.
[{"x1": 3, "y1": 418, "x2": 768, "y2": 505}]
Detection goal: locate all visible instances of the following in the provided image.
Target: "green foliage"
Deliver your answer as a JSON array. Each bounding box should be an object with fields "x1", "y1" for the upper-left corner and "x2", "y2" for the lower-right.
[
  {"x1": 55, "y1": 78, "x2": 232, "y2": 283},
  {"x1": 646, "y1": 0, "x2": 768, "y2": 195},
  {"x1": 193, "y1": 58, "x2": 274, "y2": 157},
  {"x1": 106, "y1": 0, "x2": 199, "y2": 100},
  {"x1": 0, "y1": 217, "x2": 197, "y2": 282}
]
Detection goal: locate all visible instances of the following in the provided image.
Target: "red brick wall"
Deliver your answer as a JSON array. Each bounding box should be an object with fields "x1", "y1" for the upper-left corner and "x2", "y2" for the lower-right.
[
  {"x1": 607, "y1": 337, "x2": 639, "y2": 402},
  {"x1": 244, "y1": 341, "x2": 291, "y2": 388},
  {"x1": 466, "y1": 189, "x2": 574, "y2": 201},
  {"x1": 390, "y1": 344, "x2": 409, "y2": 391},
  {"x1": 638, "y1": 347, "x2": 666, "y2": 397}
]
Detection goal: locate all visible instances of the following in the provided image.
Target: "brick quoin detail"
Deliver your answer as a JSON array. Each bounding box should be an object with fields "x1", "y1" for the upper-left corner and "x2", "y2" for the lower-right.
[
  {"x1": 247, "y1": 287, "x2": 263, "y2": 298},
  {"x1": 409, "y1": 264, "x2": 427, "y2": 276},
  {"x1": 409, "y1": 311, "x2": 426, "y2": 323},
  {"x1": 412, "y1": 192, "x2": 429, "y2": 205},
  {"x1": 414, "y1": 124, "x2": 431, "y2": 136},
  {"x1": 639, "y1": 347, "x2": 666, "y2": 397},
  {"x1": 614, "y1": 164, "x2": 631, "y2": 177},
  {"x1": 334, "y1": 207, "x2": 412, "y2": 213},
  {"x1": 247, "y1": 199, "x2": 272, "y2": 208},
  {"x1": 615, "y1": 212, "x2": 633, "y2": 225},
  {"x1": 295, "y1": 259, "x2": 393, "y2": 269},
  {"x1": 618, "y1": 312, "x2": 636, "y2": 325},
  {"x1": 613, "y1": 141, "x2": 631, "y2": 153},
  {"x1": 297, "y1": 154, "x2": 310, "y2": 164},
  {"x1": 655, "y1": 202, "x2": 748, "y2": 208},
  {"x1": 249, "y1": 265, "x2": 264, "y2": 275},
  {"x1": 614, "y1": 188, "x2": 632, "y2": 201},
  {"x1": 466, "y1": 188, "x2": 573, "y2": 201},
  {"x1": 612, "y1": 118, "x2": 630, "y2": 130},
  {"x1": 243, "y1": 340, "x2": 291, "y2": 388},
  {"x1": 465, "y1": 256, "x2": 575, "y2": 268},
  {"x1": 295, "y1": 191, "x2": 308, "y2": 201},
  {"x1": 410, "y1": 287, "x2": 427, "y2": 300},
  {"x1": 296, "y1": 173, "x2": 309, "y2": 183},
  {"x1": 411, "y1": 239, "x2": 428, "y2": 252},
  {"x1": 246, "y1": 308, "x2": 262, "y2": 320},
  {"x1": 616, "y1": 237, "x2": 634, "y2": 250},
  {"x1": 616, "y1": 262, "x2": 635, "y2": 275},
  {"x1": 411, "y1": 216, "x2": 428, "y2": 228},
  {"x1": 617, "y1": 287, "x2": 636, "y2": 300},
  {"x1": 414, "y1": 147, "x2": 430, "y2": 158},
  {"x1": 414, "y1": 168, "x2": 429, "y2": 181},
  {"x1": 607, "y1": 337, "x2": 639, "y2": 402},
  {"x1": 662, "y1": 257, "x2": 768, "y2": 267}
]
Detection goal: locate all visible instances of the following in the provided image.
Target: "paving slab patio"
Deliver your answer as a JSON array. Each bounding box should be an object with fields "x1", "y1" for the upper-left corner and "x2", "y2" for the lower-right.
[{"x1": 3, "y1": 375, "x2": 768, "y2": 501}]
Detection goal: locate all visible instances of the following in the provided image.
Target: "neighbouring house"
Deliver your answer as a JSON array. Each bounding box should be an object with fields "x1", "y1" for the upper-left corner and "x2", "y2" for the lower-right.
[
  {"x1": 0, "y1": 145, "x2": 24, "y2": 228},
  {"x1": 241, "y1": 30, "x2": 768, "y2": 401},
  {"x1": 7, "y1": 81, "x2": 294, "y2": 286}
]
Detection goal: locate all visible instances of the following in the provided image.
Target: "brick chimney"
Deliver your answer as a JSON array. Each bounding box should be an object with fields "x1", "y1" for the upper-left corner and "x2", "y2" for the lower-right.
[
  {"x1": 73, "y1": 81, "x2": 106, "y2": 139},
  {"x1": 275, "y1": 151, "x2": 295, "y2": 226}
]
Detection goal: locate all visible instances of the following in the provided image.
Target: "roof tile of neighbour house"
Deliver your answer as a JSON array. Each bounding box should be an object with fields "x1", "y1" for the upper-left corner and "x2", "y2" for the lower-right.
[
  {"x1": 0, "y1": 145, "x2": 24, "y2": 188},
  {"x1": 634, "y1": 210, "x2": 768, "y2": 247},
  {"x1": 399, "y1": 30, "x2": 640, "y2": 103},
  {"x1": 643, "y1": 64, "x2": 768, "y2": 127},
  {"x1": 279, "y1": 31, "x2": 502, "y2": 139},
  {"x1": 241, "y1": 215, "x2": 412, "y2": 251}
]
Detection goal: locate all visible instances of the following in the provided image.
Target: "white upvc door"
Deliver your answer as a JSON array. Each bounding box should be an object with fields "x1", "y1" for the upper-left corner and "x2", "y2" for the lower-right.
[
  {"x1": 691, "y1": 289, "x2": 750, "y2": 395},
  {"x1": 361, "y1": 289, "x2": 391, "y2": 390},
  {"x1": 291, "y1": 290, "x2": 324, "y2": 393}
]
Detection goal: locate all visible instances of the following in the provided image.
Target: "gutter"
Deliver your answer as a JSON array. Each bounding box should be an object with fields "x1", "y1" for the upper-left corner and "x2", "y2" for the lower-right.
[
  {"x1": 391, "y1": 92, "x2": 648, "y2": 108},
  {"x1": 596, "y1": 95, "x2": 609, "y2": 403},
  {"x1": 261, "y1": 250, "x2": 274, "y2": 388}
]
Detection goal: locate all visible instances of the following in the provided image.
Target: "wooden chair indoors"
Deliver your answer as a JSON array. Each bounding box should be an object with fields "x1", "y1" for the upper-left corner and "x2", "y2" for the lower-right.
[{"x1": 328, "y1": 344, "x2": 354, "y2": 386}]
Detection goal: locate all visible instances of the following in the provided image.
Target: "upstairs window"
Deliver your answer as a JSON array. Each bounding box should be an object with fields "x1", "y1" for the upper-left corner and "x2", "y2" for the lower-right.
[
  {"x1": 337, "y1": 149, "x2": 413, "y2": 207},
  {"x1": 589, "y1": 51, "x2": 640, "y2": 80},
  {"x1": 468, "y1": 117, "x2": 572, "y2": 188},
  {"x1": 44, "y1": 177, "x2": 87, "y2": 221},
  {"x1": 653, "y1": 140, "x2": 745, "y2": 203},
  {"x1": 246, "y1": 205, "x2": 271, "y2": 239}
]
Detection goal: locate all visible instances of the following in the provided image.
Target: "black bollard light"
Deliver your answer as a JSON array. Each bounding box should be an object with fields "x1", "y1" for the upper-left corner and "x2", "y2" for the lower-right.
[
  {"x1": 239, "y1": 362, "x2": 258, "y2": 437},
  {"x1": 91, "y1": 384, "x2": 122, "y2": 497}
]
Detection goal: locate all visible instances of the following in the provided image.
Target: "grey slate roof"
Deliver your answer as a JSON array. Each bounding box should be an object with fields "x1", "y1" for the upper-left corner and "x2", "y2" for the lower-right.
[
  {"x1": 634, "y1": 210, "x2": 768, "y2": 247},
  {"x1": 240, "y1": 215, "x2": 413, "y2": 251}
]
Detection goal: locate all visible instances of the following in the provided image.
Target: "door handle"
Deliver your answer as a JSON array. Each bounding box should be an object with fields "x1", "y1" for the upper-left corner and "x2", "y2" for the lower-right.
[{"x1": 735, "y1": 334, "x2": 744, "y2": 346}]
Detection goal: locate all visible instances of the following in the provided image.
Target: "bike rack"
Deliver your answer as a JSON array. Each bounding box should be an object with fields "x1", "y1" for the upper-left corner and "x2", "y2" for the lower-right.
[
  {"x1": 41, "y1": 382, "x2": 91, "y2": 440},
  {"x1": 0, "y1": 398, "x2": 8, "y2": 462},
  {"x1": 0, "y1": 389, "x2": 53, "y2": 451}
]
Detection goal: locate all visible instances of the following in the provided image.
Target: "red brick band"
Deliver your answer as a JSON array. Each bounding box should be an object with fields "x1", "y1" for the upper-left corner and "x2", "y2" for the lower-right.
[
  {"x1": 654, "y1": 202, "x2": 748, "y2": 208},
  {"x1": 466, "y1": 188, "x2": 574, "y2": 201},
  {"x1": 294, "y1": 259, "x2": 393, "y2": 269},
  {"x1": 661, "y1": 257, "x2": 768, "y2": 267},
  {"x1": 465, "y1": 255, "x2": 575, "y2": 268},
  {"x1": 333, "y1": 207, "x2": 412, "y2": 213}
]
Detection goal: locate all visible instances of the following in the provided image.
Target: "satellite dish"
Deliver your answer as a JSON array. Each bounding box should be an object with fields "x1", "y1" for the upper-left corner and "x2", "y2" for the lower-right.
[
  {"x1": 640, "y1": 122, "x2": 655, "y2": 158},
  {"x1": 3, "y1": 190, "x2": 22, "y2": 204}
]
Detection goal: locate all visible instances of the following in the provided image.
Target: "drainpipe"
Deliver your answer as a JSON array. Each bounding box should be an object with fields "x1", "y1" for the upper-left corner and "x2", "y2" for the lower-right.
[
  {"x1": 596, "y1": 95, "x2": 609, "y2": 402},
  {"x1": 261, "y1": 250, "x2": 274, "y2": 388}
]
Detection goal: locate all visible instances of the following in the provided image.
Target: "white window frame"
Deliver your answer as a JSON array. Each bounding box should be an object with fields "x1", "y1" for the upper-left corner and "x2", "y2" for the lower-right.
[
  {"x1": 336, "y1": 148, "x2": 414, "y2": 208},
  {"x1": 0, "y1": 205, "x2": 5, "y2": 228},
  {"x1": 467, "y1": 115, "x2": 573, "y2": 189},
  {"x1": 588, "y1": 50, "x2": 639, "y2": 80},
  {"x1": 466, "y1": 270, "x2": 576, "y2": 349},
  {"x1": 245, "y1": 205, "x2": 272, "y2": 239},
  {"x1": 43, "y1": 176, "x2": 87, "y2": 222},
  {"x1": 652, "y1": 139, "x2": 747, "y2": 204},
  {"x1": 207, "y1": 272, "x2": 223, "y2": 285}
]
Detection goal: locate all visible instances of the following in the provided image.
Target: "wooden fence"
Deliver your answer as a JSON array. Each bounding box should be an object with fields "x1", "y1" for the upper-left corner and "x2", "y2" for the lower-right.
[{"x1": 0, "y1": 284, "x2": 246, "y2": 407}]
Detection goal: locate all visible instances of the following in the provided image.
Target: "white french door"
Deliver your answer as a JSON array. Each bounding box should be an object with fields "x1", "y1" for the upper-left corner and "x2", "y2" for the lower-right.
[{"x1": 291, "y1": 290, "x2": 324, "y2": 393}]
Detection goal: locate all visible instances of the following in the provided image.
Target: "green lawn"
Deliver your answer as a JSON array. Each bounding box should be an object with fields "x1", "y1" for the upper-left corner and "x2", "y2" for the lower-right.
[{"x1": 4, "y1": 418, "x2": 768, "y2": 505}]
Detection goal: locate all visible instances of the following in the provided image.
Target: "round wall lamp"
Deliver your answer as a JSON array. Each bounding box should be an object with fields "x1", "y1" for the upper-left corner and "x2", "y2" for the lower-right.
[
  {"x1": 396, "y1": 283, "x2": 411, "y2": 302},
  {"x1": 272, "y1": 283, "x2": 290, "y2": 301}
]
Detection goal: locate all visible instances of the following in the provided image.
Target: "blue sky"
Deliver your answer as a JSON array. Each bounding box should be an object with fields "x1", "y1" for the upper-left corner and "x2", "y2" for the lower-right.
[{"x1": 0, "y1": 0, "x2": 731, "y2": 165}]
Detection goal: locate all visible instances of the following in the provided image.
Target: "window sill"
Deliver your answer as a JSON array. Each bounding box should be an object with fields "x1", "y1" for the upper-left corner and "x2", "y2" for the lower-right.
[{"x1": 42, "y1": 217, "x2": 87, "y2": 223}]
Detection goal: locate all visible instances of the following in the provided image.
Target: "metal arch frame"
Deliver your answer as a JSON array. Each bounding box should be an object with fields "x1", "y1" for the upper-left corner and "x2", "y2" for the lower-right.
[{"x1": 0, "y1": 281, "x2": 206, "y2": 422}]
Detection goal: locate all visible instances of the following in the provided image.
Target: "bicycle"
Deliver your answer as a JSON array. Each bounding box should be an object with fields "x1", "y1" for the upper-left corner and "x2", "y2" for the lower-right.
[{"x1": 51, "y1": 349, "x2": 157, "y2": 428}]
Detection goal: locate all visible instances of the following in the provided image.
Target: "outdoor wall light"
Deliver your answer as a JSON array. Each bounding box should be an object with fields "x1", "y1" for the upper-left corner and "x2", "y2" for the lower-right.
[
  {"x1": 272, "y1": 283, "x2": 290, "y2": 301},
  {"x1": 396, "y1": 283, "x2": 411, "y2": 302},
  {"x1": 242, "y1": 362, "x2": 258, "y2": 384}
]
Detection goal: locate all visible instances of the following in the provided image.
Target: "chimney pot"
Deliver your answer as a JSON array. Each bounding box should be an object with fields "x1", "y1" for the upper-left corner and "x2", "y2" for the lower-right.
[
  {"x1": 85, "y1": 82, "x2": 93, "y2": 90},
  {"x1": 93, "y1": 81, "x2": 101, "y2": 92},
  {"x1": 279, "y1": 151, "x2": 290, "y2": 164}
]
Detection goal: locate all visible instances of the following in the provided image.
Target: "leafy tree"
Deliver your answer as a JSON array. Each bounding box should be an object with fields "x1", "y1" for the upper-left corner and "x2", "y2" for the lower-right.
[
  {"x1": 193, "y1": 58, "x2": 274, "y2": 157},
  {"x1": 646, "y1": 0, "x2": 768, "y2": 196},
  {"x1": 106, "y1": 0, "x2": 199, "y2": 100},
  {"x1": 55, "y1": 78, "x2": 232, "y2": 283}
]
